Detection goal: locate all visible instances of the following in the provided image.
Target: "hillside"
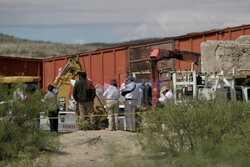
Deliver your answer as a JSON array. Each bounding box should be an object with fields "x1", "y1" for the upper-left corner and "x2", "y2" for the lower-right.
[
  {"x1": 0, "y1": 33, "x2": 114, "y2": 58},
  {"x1": 0, "y1": 33, "x2": 161, "y2": 59}
]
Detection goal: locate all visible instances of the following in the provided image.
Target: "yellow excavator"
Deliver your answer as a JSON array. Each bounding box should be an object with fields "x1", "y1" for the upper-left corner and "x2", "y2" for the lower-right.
[
  {"x1": 0, "y1": 76, "x2": 41, "y2": 93},
  {"x1": 52, "y1": 55, "x2": 82, "y2": 111},
  {"x1": 51, "y1": 54, "x2": 107, "y2": 130}
]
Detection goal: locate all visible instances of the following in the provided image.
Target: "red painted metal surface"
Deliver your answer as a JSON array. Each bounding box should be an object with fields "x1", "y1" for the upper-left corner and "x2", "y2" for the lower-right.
[
  {"x1": 114, "y1": 49, "x2": 128, "y2": 86},
  {"x1": 175, "y1": 60, "x2": 198, "y2": 71},
  {"x1": 79, "y1": 48, "x2": 128, "y2": 88},
  {"x1": 2, "y1": 24, "x2": 249, "y2": 93},
  {"x1": 151, "y1": 62, "x2": 160, "y2": 107},
  {"x1": 0, "y1": 56, "x2": 43, "y2": 88},
  {"x1": 43, "y1": 56, "x2": 69, "y2": 92},
  {"x1": 43, "y1": 47, "x2": 128, "y2": 92},
  {"x1": 0, "y1": 56, "x2": 42, "y2": 76},
  {"x1": 91, "y1": 53, "x2": 103, "y2": 85},
  {"x1": 174, "y1": 24, "x2": 250, "y2": 53}
]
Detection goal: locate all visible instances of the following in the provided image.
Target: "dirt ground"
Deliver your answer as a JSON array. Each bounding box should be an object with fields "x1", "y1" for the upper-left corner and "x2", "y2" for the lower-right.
[{"x1": 52, "y1": 130, "x2": 145, "y2": 167}]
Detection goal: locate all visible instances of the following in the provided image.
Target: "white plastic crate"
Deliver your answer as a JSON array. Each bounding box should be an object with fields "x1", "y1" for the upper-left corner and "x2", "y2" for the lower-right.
[{"x1": 58, "y1": 111, "x2": 77, "y2": 132}]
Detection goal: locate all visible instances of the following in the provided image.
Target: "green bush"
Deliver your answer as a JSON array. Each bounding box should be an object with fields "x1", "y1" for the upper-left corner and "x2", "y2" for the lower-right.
[
  {"x1": 137, "y1": 97, "x2": 250, "y2": 167},
  {"x1": 0, "y1": 82, "x2": 59, "y2": 163},
  {"x1": 77, "y1": 118, "x2": 89, "y2": 130}
]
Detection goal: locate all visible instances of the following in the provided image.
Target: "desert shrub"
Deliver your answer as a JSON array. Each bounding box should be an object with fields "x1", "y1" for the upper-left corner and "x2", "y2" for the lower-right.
[
  {"x1": 0, "y1": 82, "x2": 59, "y2": 163},
  {"x1": 137, "y1": 97, "x2": 250, "y2": 166},
  {"x1": 77, "y1": 118, "x2": 89, "y2": 130}
]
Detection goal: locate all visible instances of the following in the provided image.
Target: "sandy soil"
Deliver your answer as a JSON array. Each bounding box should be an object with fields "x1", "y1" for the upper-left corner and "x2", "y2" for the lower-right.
[{"x1": 53, "y1": 130, "x2": 145, "y2": 167}]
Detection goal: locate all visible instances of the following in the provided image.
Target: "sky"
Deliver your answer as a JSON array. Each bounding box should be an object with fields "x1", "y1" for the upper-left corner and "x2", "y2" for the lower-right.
[{"x1": 0, "y1": 0, "x2": 249, "y2": 44}]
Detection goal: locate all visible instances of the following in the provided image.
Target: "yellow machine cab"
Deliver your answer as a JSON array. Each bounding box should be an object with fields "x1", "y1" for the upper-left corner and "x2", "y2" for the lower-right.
[
  {"x1": 0, "y1": 76, "x2": 41, "y2": 92},
  {"x1": 0, "y1": 76, "x2": 41, "y2": 84}
]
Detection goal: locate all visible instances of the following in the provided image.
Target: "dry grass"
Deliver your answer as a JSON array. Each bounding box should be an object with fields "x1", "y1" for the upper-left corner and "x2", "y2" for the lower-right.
[{"x1": 0, "y1": 33, "x2": 113, "y2": 58}]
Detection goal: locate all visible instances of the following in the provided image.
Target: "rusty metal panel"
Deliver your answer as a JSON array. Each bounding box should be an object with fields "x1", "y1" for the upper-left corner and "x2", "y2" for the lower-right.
[
  {"x1": 152, "y1": 42, "x2": 174, "y2": 50},
  {"x1": 129, "y1": 47, "x2": 151, "y2": 73},
  {"x1": 134, "y1": 74, "x2": 151, "y2": 81},
  {"x1": 11, "y1": 60, "x2": 23, "y2": 75},
  {"x1": 130, "y1": 41, "x2": 174, "y2": 62},
  {"x1": 130, "y1": 60, "x2": 151, "y2": 73},
  {"x1": 115, "y1": 49, "x2": 128, "y2": 85},
  {"x1": 28, "y1": 61, "x2": 42, "y2": 77},
  {"x1": 130, "y1": 46, "x2": 152, "y2": 61},
  {"x1": 11, "y1": 60, "x2": 26, "y2": 75},
  {"x1": 103, "y1": 51, "x2": 115, "y2": 85},
  {"x1": 218, "y1": 33, "x2": 224, "y2": 40},
  {"x1": 43, "y1": 57, "x2": 69, "y2": 92},
  {"x1": 156, "y1": 54, "x2": 198, "y2": 72},
  {"x1": 78, "y1": 48, "x2": 128, "y2": 87},
  {"x1": 43, "y1": 60, "x2": 55, "y2": 92},
  {"x1": 245, "y1": 28, "x2": 250, "y2": 35},
  {"x1": 205, "y1": 34, "x2": 217, "y2": 40},
  {"x1": 181, "y1": 53, "x2": 199, "y2": 63},
  {"x1": 129, "y1": 41, "x2": 175, "y2": 82},
  {"x1": 55, "y1": 58, "x2": 67, "y2": 76},
  {"x1": 231, "y1": 30, "x2": 243, "y2": 40},
  {"x1": 221, "y1": 32, "x2": 231, "y2": 40},
  {"x1": 192, "y1": 37, "x2": 204, "y2": 53},
  {"x1": 0, "y1": 59, "x2": 8, "y2": 75},
  {"x1": 175, "y1": 60, "x2": 198, "y2": 71},
  {"x1": 178, "y1": 39, "x2": 191, "y2": 52},
  {"x1": 91, "y1": 53, "x2": 103, "y2": 85},
  {"x1": 0, "y1": 56, "x2": 42, "y2": 80},
  {"x1": 80, "y1": 55, "x2": 91, "y2": 76},
  {"x1": 175, "y1": 25, "x2": 250, "y2": 54},
  {"x1": 157, "y1": 59, "x2": 176, "y2": 71},
  {"x1": 129, "y1": 41, "x2": 174, "y2": 74}
]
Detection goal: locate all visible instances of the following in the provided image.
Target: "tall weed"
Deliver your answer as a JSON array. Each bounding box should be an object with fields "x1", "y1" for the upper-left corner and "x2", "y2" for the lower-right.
[
  {"x1": 137, "y1": 97, "x2": 250, "y2": 166},
  {"x1": 0, "y1": 81, "x2": 59, "y2": 164}
]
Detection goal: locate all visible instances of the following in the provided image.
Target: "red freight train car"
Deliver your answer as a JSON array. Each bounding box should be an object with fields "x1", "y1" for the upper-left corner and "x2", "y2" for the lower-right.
[
  {"x1": 0, "y1": 56, "x2": 43, "y2": 88},
  {"x1": 43, "y1": 40, "x2": 175, "y2": 92},
  {"x1": 129, "y1": 24, "x2": 250, "y2": 80},
  {"x1": 174, "y1": 24, "x2": 250, "y2": 53},
  {"x1": 1, "y1": 25, "x2": 249, "y2": 93},
  {"x1": 0, "y1": 56, "x2": 42, "y2": 77},
  {"x1": 43, "y1": 46, "x2": 129, "y2": 92},
  {"x1": 42, "y1": 24, "x2": 250, "y2": 92}
]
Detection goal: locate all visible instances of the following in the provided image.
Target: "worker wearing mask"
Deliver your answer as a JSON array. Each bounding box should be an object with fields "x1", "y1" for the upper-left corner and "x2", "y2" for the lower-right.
[
  {"x1": 121, "y1": 77, "x2": 139, "y2": 132},
  {"x1": 44, "y1": 84, "x2": 59, "y2": 132},
  {"x1": 159, "y1": 86, "x2": 174, "y2": 102},
  {"x1": 73, "y1": 72, "x2": 96, "y2": 130},
  {"x1": 103, "y1": 78, "x2": 120, "y2": 131}
]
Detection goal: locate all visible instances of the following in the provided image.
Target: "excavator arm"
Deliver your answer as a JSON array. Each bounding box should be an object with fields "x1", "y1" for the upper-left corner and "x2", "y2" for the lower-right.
[
  {"x1": 52, "y1": 55, "x2": 82, "y2": 111},
  {"x1": 52, "y1": 54, "x2": 107, "y2": 128}
]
